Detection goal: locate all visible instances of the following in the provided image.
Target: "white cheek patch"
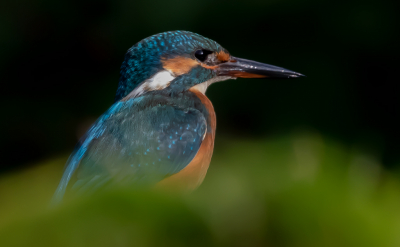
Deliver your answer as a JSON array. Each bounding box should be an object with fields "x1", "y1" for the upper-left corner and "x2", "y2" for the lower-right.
[
  {"x1": 126, "y1": 70, "x2": 175, "y2": 98},
  {"x1": 146, "y1": 70, "x2": 176, "y2": 90}
]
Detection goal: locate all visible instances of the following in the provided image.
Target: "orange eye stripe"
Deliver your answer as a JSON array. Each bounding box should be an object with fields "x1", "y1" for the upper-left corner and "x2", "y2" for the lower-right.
[
  {"x1": 162, "y1": 52, "x2": 231, "y2": 74},
  {"x1": 162, "y1": 56, "x2": 198, "y2": 75},
  {"x1": 200, "y1": 64, "x2": 218, "y2": 70}
]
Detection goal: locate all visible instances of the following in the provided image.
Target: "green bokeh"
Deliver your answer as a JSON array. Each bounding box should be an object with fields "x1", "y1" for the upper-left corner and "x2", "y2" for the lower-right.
[{"x1": 1, "y1": 133, "x2": 400, "y2": 246}]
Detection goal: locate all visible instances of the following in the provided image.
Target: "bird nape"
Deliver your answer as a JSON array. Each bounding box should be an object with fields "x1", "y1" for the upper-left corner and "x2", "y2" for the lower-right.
[{"x1": 52, "y1": 30, "x2": 304, "y2": 204}]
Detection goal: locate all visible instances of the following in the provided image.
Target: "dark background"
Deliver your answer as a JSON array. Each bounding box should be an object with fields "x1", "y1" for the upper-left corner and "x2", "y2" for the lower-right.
[{"x1": 1, "y1": 0, "x2": 399, "y2": 173}]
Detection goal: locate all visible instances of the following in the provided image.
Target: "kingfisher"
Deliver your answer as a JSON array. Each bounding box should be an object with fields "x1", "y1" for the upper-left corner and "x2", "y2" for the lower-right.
[{"x1": 52, "y1": 31, "x2": 303, "y2": 203}]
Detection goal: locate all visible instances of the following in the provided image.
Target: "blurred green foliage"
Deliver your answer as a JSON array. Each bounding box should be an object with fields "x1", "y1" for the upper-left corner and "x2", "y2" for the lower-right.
[{"x1": 1, "y1": 133, "x2": 400, "y2": 246}]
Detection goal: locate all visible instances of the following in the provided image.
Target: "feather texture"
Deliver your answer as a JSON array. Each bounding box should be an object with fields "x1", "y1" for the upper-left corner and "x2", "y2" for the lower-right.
[{"x1": 52, "y1": 92, "x2": 208, "y2": 204}]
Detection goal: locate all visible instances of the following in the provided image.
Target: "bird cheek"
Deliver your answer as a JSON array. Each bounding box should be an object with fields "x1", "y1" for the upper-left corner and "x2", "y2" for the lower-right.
[{"x1": 161, "y1": 56, "x2": 198, "y2": 76}]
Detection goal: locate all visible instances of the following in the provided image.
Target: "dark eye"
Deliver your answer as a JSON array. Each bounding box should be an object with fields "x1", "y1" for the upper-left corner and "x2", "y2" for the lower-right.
[{"x1": 194, "y1": 49, "x2": 213, "y2": 62}]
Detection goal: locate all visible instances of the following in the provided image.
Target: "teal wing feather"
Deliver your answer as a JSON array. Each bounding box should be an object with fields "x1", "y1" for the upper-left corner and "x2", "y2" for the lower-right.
[{"x1": 52, "y1": 97, "x2": 206, "y2": 204}]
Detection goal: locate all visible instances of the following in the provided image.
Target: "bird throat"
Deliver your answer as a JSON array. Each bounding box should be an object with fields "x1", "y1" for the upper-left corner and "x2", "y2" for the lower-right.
[{"x1": 190, "y1": 76, "x2": 234, "y2": 94}]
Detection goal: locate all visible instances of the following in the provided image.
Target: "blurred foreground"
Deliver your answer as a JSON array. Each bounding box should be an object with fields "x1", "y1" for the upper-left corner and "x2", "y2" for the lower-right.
[{"x1": 1, "y1": 132, "x2": 400, "y2": 247}]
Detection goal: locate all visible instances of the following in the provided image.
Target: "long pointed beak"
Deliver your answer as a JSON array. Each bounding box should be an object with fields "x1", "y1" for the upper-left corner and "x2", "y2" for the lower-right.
[{"x1": 217, "y1": 56, "x2": 305, "y2": 79}]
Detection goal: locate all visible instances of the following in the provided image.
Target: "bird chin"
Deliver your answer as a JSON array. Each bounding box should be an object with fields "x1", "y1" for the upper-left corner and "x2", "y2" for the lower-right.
[{"x1": 190, "y1": 76, "x2": 235, "y2": 94}]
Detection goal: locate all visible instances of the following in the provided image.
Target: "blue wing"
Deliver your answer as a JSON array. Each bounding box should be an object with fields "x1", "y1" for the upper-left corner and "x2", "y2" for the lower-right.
[{"x1": 52, "y1": 96, "x2": 206, "y2": 204}]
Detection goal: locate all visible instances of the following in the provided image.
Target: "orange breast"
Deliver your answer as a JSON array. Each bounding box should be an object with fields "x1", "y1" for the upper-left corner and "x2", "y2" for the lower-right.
[{"x1": 155, "y1": 88, "x2": 216, "y2": 192}]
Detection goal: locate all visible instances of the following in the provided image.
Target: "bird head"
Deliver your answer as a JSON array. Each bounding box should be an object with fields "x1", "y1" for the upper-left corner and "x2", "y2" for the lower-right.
[{"x1": 115, "y1": 31, "x2": 303, "y2": 101}]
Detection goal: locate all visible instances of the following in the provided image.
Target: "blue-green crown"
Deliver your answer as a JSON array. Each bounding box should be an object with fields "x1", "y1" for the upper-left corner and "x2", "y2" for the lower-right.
[{"x1": 115, "y1": 31, "x2": 224, "y2": 102}]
